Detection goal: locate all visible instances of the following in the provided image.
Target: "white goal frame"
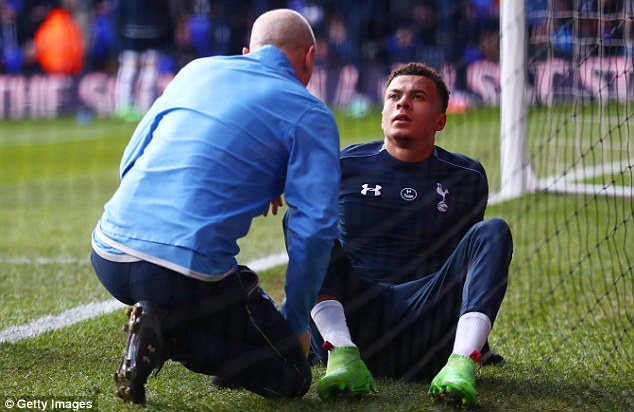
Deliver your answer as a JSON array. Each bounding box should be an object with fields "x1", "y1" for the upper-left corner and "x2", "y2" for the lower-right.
[{"x1": 495, "y1": 0, "x2": 633, "y2": 202}]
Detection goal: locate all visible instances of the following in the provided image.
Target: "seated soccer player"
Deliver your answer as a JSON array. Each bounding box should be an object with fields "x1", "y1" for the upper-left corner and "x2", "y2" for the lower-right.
[{"x1": 308, "y1": 62, "x2": 513, "y2": 405}]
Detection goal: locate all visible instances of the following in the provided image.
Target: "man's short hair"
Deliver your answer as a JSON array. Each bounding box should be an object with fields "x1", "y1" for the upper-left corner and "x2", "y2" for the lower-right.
[{"x1": 385, "y1": 63, "x2": 450, "y2": 113}]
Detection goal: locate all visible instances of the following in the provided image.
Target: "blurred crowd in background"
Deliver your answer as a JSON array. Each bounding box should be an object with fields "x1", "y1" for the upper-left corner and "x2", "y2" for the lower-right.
[
  {"x1": 2, "y1": 0, "x2": 632, "y2": 74},
  {"x1": 528, "y1": 0, "x2": 633, "y2": 59},
  {"x1": 0, "y1": 0, "x2": 504, "y2": 76},
  {"x1": 0, "y1": 0, "x2": 631, "y2": 117}
]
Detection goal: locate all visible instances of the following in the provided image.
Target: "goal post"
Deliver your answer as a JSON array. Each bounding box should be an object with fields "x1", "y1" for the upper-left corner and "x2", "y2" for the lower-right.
[
  {"x1": 497, "y1": 0, "x2": 538, "y2": 202},
  {"x1": 496, "y1": 0, "x2": 633, "y2": 202}
]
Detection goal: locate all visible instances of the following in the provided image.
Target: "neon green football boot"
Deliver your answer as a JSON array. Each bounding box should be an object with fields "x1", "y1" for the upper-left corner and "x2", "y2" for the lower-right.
[
  {"x1": 428, "y1": 354, "x2": 477, "y2": 405},
  {"x1": 317, "y1": 346, "x2": 376, "y2": 399}
]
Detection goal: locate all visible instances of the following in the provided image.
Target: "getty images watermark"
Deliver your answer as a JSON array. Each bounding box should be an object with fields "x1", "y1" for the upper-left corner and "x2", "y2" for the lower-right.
[{"x1": 4, "y1": 397, "x2": 96, "y2": 411}]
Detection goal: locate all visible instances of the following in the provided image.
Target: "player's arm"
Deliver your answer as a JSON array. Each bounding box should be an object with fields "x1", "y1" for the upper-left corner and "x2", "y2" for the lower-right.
[
  {"x1": 472, "y1": 162, "x2": 489, "y2": 223},
  {"x1": 281, "y1": 106, "x2": 341, "y2": 335}
]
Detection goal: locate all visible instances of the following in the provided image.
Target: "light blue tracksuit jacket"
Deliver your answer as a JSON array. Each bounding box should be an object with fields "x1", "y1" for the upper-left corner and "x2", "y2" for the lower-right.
[{"x1": 93, "y1": 46, "x2": 341, "y2": 333}]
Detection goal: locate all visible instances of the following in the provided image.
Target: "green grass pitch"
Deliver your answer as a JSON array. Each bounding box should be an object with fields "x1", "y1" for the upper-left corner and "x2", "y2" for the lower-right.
[{"x1": 0, "y1": 112, "x2": 632, "y2": 411}]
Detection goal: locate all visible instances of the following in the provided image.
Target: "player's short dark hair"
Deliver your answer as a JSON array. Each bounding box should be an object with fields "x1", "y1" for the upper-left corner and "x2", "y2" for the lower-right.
[{"x1": 385, "y1": 63, "x2": 450, "y2": 113}]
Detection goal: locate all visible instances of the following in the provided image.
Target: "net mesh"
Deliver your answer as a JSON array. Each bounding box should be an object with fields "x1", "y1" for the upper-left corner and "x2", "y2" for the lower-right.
[{"x1": 500, "y1": 0, "x2": 634, "y2": 392}]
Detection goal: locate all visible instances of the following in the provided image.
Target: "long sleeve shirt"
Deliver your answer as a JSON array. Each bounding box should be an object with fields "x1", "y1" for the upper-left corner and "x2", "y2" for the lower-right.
[
  {"x1": 336, "y1": 141, "x2": 488, "y2": 283},
  {"x1": 93, "y1": 46, "x2": 341, "y2": 333}
]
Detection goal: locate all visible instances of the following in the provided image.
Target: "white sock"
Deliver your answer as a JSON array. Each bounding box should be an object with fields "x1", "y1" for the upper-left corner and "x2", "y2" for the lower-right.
[
  {"x1": 452, "y1": 312, "x2": 492, "y2": 358},
  {"x1": 311, "y1": 300, "x2": 355, "y2": 349}
]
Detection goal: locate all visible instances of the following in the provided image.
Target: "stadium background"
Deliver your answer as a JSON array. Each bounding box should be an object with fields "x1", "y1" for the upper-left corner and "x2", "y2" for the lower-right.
[{"x1": 7, "y1": 0, "x2": 629, "y2": 117}]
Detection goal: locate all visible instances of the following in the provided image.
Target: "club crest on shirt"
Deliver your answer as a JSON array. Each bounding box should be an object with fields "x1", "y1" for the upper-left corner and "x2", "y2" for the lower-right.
[
  {"x1": 436, "y1": 183, "x2": 449, "y2": 212},
  {"x1": 361, "y1": 183, "x2": 382, "y2": 196},
  {"x1": 400, "y1": 187, "x2": 417, "y2": 201}
]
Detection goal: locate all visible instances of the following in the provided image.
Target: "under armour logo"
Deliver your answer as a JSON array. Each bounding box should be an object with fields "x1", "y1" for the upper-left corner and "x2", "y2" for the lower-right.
[
  {"x1": 436, "y1": 183, "x2": 449, "y2": 212},
  {"x1": 361, "y1": 183, "x2": 382, "y2": 196}
]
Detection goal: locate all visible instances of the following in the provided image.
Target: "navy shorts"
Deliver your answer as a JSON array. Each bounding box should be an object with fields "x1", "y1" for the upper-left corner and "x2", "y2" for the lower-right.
[
  {"x1": 91, "y1": 252, "x2": 310, "y2": 398},
  {"x1": 310, "y1": 218, "x2": 512, "y2": 381}
]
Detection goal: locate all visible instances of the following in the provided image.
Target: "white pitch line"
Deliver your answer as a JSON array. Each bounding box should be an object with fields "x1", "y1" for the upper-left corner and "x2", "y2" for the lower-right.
[
  {"x1": 0, "y1": 300, "x2": 126, "y2": 344},
  {"x1": 0, "y1": 252, "x2": 289, "y2": 344},
  {"x1": 242, "y1": 251, "x2": 289, "y2": 272},
  {"x1": 0, "y1": 257, "x2": 88, "y2": 265}
]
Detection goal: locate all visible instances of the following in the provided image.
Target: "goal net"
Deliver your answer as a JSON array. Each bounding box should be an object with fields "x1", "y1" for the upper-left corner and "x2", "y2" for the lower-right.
[
  {"x1": 499, "y1": 0, "x2": 633, "y2": 199},
  {"x1": 495, "y1": 0, "x2": 633, "y2": 395}
]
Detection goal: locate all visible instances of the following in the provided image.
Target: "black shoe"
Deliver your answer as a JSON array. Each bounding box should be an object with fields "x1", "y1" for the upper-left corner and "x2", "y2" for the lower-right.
[
  {"x1": 211, "y1": 375, "x2": 241, "y2": 390},
  {"x1": 479, "y1": 341, "x2": 504, "y2": 366},
  {"x1": 114, "y1": 301, "x2": 167, "y2": 405},
  {"x1": 479, "y1": 350, "x2": 505, "y2": 366}
]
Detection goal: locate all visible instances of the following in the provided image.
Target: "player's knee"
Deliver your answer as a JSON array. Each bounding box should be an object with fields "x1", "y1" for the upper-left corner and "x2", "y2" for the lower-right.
[{"x1": 479, "y1": 218, "x2": 512, "y2": 249}]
